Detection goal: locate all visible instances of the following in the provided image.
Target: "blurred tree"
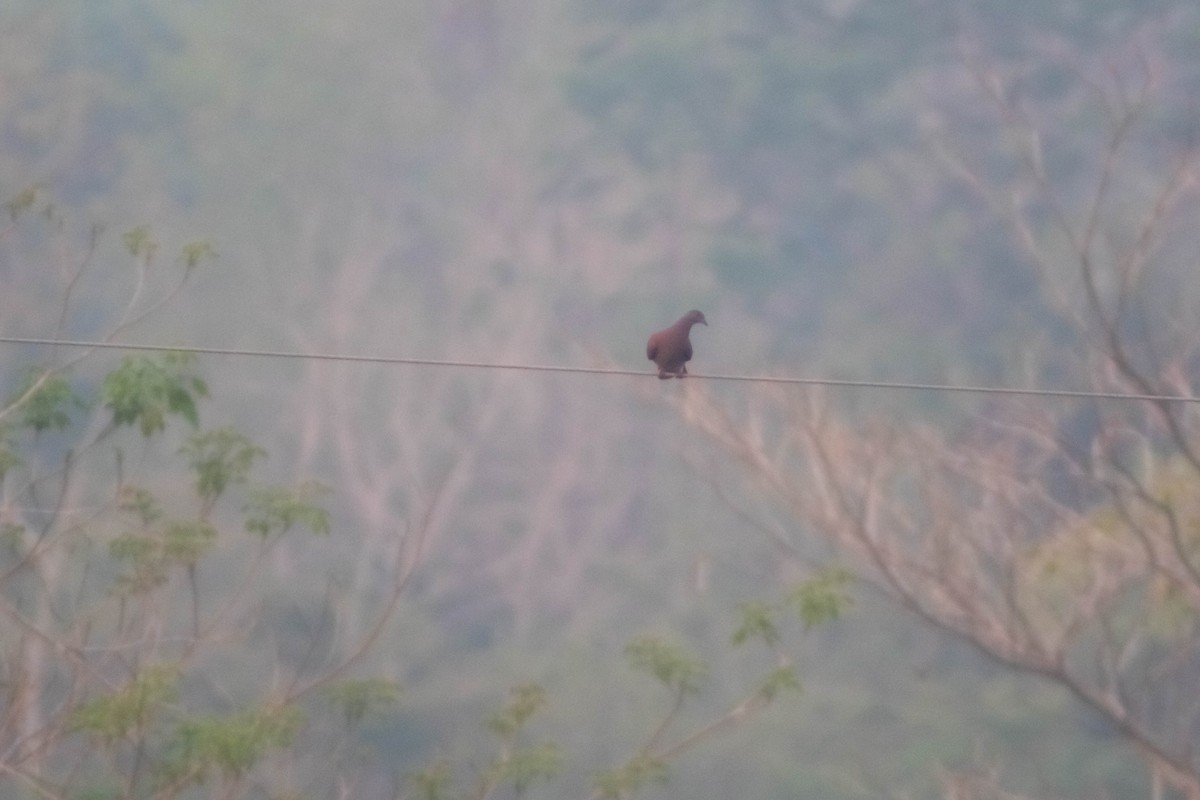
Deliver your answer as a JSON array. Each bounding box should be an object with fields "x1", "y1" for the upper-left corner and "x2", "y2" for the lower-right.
[
  {"x1": 0, "y1": 198, "x2": 411, "y2": 797},
  {"x1": 0, "y1": 341, "x2": 839, "y2": 797},
  {"x1": 0, "y1": 192, "x2": 850, "y2": 799},
  {"x1": 680, "y1": 49, "x2": 1200, "y2": 799}
]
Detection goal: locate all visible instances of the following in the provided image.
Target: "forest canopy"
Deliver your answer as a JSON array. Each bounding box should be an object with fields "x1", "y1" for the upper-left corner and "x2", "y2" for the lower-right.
[{"x1": 3, "y1": 2, "x2": 1200, "y2": 798}]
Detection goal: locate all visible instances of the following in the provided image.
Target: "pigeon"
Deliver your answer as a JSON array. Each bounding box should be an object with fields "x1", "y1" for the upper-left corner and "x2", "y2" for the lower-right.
[{"x1": 646, "y1": 310, "x2": 707, "y2": 379}]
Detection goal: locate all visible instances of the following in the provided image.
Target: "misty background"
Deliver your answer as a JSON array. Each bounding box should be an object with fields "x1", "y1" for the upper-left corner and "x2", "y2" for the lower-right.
[{"x1": 4, "y1": 2, "x2": 1200, "y2": 797}]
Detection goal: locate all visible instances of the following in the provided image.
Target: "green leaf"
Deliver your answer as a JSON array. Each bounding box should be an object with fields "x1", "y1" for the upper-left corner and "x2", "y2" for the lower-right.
[
  {"x1": 181, "y1": 240, "x2": 217, "y2": 270},
  {"x1": 11, "y1": 370, "x2": 85, "y2": 433},
  {"x1": 162, "y1": 519, "x2": 217, "y2": 565},
  {"x1": 179, "y1": 427, "x2": 266, "y2": 503},
  {"x1": 758, "y1": 665, "x2": 801, "y2": 701},
  {"x1": 109, "y1": 533, "x2": 159, "y2": 562},
  {"x1": 732, "y1": 601, "x2": 780, "y2": 647},
  {"x1": 624, "y1": 636, "x2": 706, "y2": 695},
  {"x1": 243, "y1": 481, "x2": 330, "y2": 538},
  {"x1": 108, "y1": 533, "x2": 169, "y2": 595},
  {"x1": 786, "y1": 567, "x2": 855, "y2": 630},
  {"x1": 122, "y1": 225, "x2": 158, "y2": 262},
  {"x1": 118, "y1": 485, "x2": 164, "y2": 525},
  {"x1": 168, "y1": 386, "x2": 199, "y2": 428},
  {"x1": 70, "y1": 665, "x2": 179, "y2": 743},
  {"x1": 486, "y1": 683, "x2": 547, "y2": 737},
  {"x1": 103, "y1": 354, "x2": 208, "y2": 436},
  {"x1": 162, "y1": 705, "x2": 302, "y2": 782}
]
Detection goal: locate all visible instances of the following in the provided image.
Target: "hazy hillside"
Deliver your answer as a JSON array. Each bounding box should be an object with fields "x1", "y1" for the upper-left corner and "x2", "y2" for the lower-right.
[{"x1": 3, "y1": 2, "x2": 1200, "y2": 797}]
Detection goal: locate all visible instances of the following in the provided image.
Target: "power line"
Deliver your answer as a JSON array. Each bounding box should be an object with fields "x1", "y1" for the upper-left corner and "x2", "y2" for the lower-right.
[{"x1": 1, "y1": 335, "x2": 1198, "y2": 404}]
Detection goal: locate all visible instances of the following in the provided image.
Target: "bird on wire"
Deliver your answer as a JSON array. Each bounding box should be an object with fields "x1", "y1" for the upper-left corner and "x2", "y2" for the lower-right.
[{"x1": 646, "y1": 309, "x2": 707, "y2": 379}]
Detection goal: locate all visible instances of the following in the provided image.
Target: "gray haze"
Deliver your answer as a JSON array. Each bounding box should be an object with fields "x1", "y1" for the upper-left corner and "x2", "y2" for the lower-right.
[{"x1": 3, "y1": 2, "x2": 1200, "y2": 797}]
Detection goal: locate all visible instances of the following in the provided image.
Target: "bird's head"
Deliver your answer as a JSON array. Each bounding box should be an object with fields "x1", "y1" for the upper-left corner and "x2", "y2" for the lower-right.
[{"x1": 686, "y1": 310, "x2": 708, "y2": 327}]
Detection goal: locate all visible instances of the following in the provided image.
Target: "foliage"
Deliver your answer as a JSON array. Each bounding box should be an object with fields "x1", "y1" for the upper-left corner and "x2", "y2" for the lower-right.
[
  {"x1": 161, "y1": 518, "x2": 218, "y2": 565},
  {"x1": 109, "y1": 516, "x2": 218, "y2": 596},
  {"x1": 756, "y1": 664, "x2": 801, "y2": 702},
  {"x1": 109, "y1": 530, "x2": 170, "y2": 594},
  {"x1": 399, "y1": 597, "x2": 835, "y2": 800},
  {"x1": 69, "y1": 665, "x2": 180, "y2": 743},
  {"x1": 594, "y1": 755, "x2": 669, "y2": 799},
  {"x1": 162, "y1": 705, "x2": 303, "y2": 783},
  {"x1": 681, "y1": 50, "x2": 1200, "y2": 796},
  {"x1": 103, "y1": 352, "x2": 208, "y2": 435},
  {"x1": 787, "y1": 567, "x2": 855, "y2": 630},
  {"x1": 734, "y1": 567, "x2": 854, "y2": 646},
  {"x1": 10, "y1": 368, "x2": 85, "y2": 434},
  {"x1": 243, "y1": 481, "x2": 331, "y2": 537},
  {"x1": 624, "y1": 636, "x2": 706, "y2": 695},
  {"x1": 484, "y1": 741, "x2": 563, "y2": 796},
  {"x1": 10, "y1": 3, "x2": 1190, "y2": 794},
  {"x1": 0, "y1": 332, "x2": 390, "y2": 798},
  {"x1": 408, "y1": 761, "x2": 453, "y2": 800},
  {"x1": 485, "y1": 682, "x2": 548, "y2": 737},
  {"x1": 1, "y1": 197, "x2": 846, "y2": 798},
  {"x1": 181, "y1": 240, "x2": 217, "y2": 270},
  {"x1": 179, "y1": 426, "x2": 265, "y2": 503},
  {"x1": 732, "y1": 601, "x2": 780, "y2": 647},
  {"x1": 122, "y1": 225, "x2": 158, "y2": 263},
  {"x1": 118, "y1": 484, "x2": 165, "y2": 524},
  {"x1": 481, "y1": 685, "x2": 562, "y2": 795},
  {"x1": 3, "y1": 334, "x2": 835, "y2": 799}
]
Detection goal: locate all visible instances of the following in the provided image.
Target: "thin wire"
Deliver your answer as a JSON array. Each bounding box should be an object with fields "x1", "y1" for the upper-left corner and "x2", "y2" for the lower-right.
[{"x1": 2, "y1": 335, "x2": 1198, "y2": 404}]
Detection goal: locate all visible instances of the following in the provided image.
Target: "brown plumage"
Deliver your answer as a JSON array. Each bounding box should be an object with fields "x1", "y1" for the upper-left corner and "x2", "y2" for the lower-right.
[{"x1": 646, "y1": 310, "x2": 707, "y2": 379}]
